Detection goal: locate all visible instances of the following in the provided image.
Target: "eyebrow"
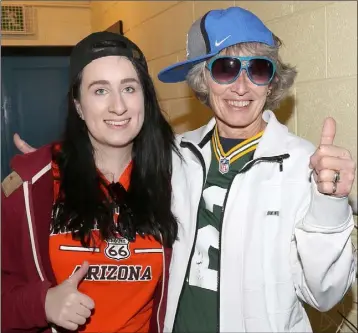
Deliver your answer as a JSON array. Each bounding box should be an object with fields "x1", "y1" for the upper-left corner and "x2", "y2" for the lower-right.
[
  {"x1": 88, "y1": 78, "x2": 139, "y2": 89},
  {"x1": 121, "y1": 78, "x2": 139, "y2": 85}
]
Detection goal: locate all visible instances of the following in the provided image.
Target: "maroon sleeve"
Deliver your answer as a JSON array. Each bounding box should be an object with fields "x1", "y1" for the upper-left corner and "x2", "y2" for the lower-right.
[{"x1": 1, "y1": 190, "x2": 51, "y2": 331}]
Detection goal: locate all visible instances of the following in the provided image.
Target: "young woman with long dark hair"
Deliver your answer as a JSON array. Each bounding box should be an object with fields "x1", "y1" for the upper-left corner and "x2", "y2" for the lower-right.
[{"x1": 2, "y1": 31, "x2": 179, "y2": 333}]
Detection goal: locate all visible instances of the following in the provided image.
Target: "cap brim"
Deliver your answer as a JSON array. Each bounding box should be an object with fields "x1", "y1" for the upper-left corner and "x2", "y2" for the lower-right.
[{"x1": 158, "y1": 53, "x2": 216, "y2": 83}]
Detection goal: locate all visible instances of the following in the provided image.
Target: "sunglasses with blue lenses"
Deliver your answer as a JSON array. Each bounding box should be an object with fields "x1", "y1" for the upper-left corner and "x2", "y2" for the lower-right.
[{"x1": 206, "y1": 56, "x2": 276, "y2": 86}]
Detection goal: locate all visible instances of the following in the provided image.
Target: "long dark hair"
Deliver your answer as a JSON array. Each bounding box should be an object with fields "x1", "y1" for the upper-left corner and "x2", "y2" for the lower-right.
[{"x1": 52, "y1": 41, "x2": 180, "y2": 248}]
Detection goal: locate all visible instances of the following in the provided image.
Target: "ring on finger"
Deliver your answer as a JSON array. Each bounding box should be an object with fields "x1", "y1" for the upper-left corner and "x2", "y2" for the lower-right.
[
  {"x1": 332, "y1": 182, "x2": 337, "y2": 194},
  {"x1": 333, "y1": 171, "x2": 340, "y2": 184}
]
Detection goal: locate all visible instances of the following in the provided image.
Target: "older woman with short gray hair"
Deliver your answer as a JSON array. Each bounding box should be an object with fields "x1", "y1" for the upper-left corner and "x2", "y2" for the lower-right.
[{"x1": 159, "y1": 6, "x2": 356, "y2": 333}]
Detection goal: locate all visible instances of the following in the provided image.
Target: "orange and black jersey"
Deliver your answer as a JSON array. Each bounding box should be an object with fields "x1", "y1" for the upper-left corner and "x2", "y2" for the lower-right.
[{"x1": 50, "y1": 147, "x2": 164, "y2": 332}]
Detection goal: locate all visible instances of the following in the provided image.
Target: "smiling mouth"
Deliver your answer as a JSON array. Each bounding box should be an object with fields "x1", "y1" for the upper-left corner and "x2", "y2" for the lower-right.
[
  {"x1": 104, "y1": 119, "x2": 130, "y2": 127},
  {"x1": 226, "y1": 100, "x2": 251, "y2": 108}
]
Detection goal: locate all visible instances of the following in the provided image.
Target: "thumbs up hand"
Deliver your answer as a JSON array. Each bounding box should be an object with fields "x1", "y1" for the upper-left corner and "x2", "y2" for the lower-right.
[
  {"x1": 45, "y1": 261, "x2": 95, "y2": 331},
  {"x1": 309, "y1": 117, "x2": 356, "y2": 197},
  {"x1": 13, "y1": 133, "x2": 36, "y2": 154}
]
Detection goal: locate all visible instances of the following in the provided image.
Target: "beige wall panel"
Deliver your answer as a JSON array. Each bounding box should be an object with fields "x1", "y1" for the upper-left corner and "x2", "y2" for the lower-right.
[
  {"x1": 122, "y1": 1, "x2": 179, "y2": 32},
  {"x1": 125, "y1": 1, "x2": 194, "y2": 61},
  {"x1": 90, "y1": 1, "x2": 110, "y2": 31},
  {"x1": 167, "y1": 98, "x2": 212, "y2": 133},
  {"x1": 274, "y1": 89, "x2": 297, "y2": 133},
  {"x1": 267, "y1": 7, "x2": 326, "y2": 83},
  {"x1": 149, "y1": 53, "x2": 191, "y2": 100},
  {"x1": 327, "y1": 2, "x2": 357, "y2": 79},
  {"x1": 91, "y1": 1, "x2": 180, "y2": 33},
  {"x1": 292, "y1": 1, "x2": 334, "y2": 13},
  {"x1": 159, "y1": 100, "x2": 172, "y2": 121},
  {"x1": 174, "y1": 50, "x2": 195, "y2": 99},
  {"x1": 296, "y1": 77, "x2": 357, "y2": 198},
  {"x1": 193, "y1": 1, "x2": 235, "y2": 20},
  {"x1": 99, "y1": 2, "x2": 126, "y2": 32},
  {"x1": 236, "y1": 1, "x2": 293, "y2": 22}
]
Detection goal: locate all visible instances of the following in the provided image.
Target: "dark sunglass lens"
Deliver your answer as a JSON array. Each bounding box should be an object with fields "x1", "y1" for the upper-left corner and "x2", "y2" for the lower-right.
[
  {"x1": 249, "y1": 59, "x2": 274, "y2": 84},
  {"x1": 211, "y1": 58, "x2": 241, "y2": 83}
]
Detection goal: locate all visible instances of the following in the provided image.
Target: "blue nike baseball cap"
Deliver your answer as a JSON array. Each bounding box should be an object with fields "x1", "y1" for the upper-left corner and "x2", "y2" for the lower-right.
[{"x1": 158, "y1": 6, "x2": 275, "y2": 83}]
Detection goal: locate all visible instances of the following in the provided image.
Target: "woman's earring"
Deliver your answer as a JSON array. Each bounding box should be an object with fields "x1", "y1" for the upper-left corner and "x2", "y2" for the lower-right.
[
  {"x1": 267, "y1": 89, "x2": 272, "y2": 96},
  {"x1": 77, "y1": 108, "x2": 84, "y2": 120}
]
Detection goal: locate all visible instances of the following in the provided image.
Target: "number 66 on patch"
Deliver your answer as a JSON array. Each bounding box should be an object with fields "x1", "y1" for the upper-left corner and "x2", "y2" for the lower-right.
[{"x1": 105, "y1": 237, "x2": 131, "y2": 261}]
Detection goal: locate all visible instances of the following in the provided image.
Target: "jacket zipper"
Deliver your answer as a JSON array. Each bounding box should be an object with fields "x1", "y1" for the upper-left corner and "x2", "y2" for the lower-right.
[
  {"x1": 176, "y1": 140, "x2": 289, "y2": 331},
  {"x1": 172, "y1": 141, "x2": 207, "y2": 329},
  {"x1": 216, "y1": 153, "x2": 289, "y2": 332}
]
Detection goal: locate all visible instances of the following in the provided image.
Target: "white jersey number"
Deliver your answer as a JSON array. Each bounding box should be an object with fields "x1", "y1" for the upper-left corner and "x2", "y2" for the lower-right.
[{"x1": 187, "y1": 186, "x2": 226, "y2": 292}]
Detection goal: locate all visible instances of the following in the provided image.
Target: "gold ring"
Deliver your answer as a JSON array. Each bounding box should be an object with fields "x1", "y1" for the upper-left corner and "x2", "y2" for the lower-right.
[
  {"x1": 332, "y1": 182, "x2": 337, "y2": 194},
  {"x1": 333, "y1": 171, "x2": 340, "y2": 184}
]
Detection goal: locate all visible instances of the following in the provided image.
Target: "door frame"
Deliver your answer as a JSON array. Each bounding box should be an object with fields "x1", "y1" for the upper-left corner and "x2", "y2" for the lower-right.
[{"x1": 2, "y1": 46, "x2": 73, "y2": 57}]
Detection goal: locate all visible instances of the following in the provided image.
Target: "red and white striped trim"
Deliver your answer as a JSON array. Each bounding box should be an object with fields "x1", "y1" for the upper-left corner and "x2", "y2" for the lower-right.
[
  {"x1": 23, "y1": 163, "x2": 52, "y2": 282},
  {"x1": 32, "y1": 163, "x2": 51, "y2": 184},
  {"x1": 59, "y1": 245, "x2": 100, "y2": 253},
  {"x1": 23, "y1": 181, "x2": 45, "y2": 282},
  {"x1": 134, "y1": 248, "x2": 164, "y2": 254}
]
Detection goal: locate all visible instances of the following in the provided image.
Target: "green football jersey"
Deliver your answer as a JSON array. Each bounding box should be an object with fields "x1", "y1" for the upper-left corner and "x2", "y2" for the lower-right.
[{"x1": 173, "y1": 128, "x2": 263, "y2": 332}]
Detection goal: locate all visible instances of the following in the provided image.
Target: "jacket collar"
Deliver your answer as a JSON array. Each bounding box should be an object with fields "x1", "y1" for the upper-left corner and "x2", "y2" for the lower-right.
[{"x1": 181, "y1": 110, "x2": 290, "y2": 158}]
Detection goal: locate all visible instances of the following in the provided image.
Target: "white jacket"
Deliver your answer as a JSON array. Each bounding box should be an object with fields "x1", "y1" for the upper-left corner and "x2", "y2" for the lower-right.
[{"x1": 167, "y1": 110, "x2": 356, "y2": 332}]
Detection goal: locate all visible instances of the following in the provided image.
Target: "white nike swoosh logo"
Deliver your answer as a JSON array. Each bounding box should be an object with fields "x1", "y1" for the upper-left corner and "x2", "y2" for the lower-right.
[{"x1": 215, "y1": 35, "x2": 231, "y2": 47}]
